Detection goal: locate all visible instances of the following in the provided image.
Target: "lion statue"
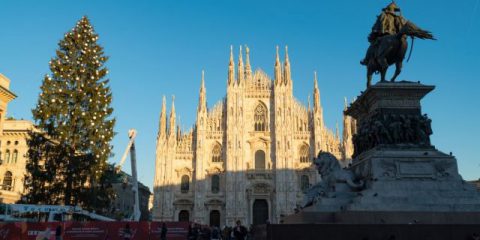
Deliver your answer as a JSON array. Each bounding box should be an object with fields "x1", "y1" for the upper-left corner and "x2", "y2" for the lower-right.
[{"x1": 301, "y1": 151, "x2": 364, "y2": 208}]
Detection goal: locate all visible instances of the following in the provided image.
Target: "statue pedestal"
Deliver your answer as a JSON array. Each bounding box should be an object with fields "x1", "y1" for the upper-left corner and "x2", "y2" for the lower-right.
[{"x1": 285, "y1": 81, "x2": 480, "y2": 224}]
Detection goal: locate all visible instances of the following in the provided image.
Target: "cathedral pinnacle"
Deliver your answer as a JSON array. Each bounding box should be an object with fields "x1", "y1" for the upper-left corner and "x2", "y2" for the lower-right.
[
  {"x1": 169, "y1": 95, "x2": 176, "y2": 137},
  {"x1": 159, "y1": 95, "x2": 167, "y2": 137},
  {"x1": 237, "y1": 45, "x2": 245, "y2": 86},
  {"x1": 313, "y1": 71, "x2": 322, "y2": 113},
  {"x1": 274, "y1": 45, "x2": 282, "y2": 85},
  {"x1": 275, "y1": 45, "x2": 280, "y2": 66},
  {"x1": 245, "y1": 45, "x2": 252, "y2": 81},
  {"x1": 285, "y1": 45, "x2": 290, "y2": 64},
  {"x1": 228, "y1": 45, "x2": 235, "y2": 86},
  {"x1": 284, "y1": 45, "x2": 291, "y2": 85},
  {"x1": 199, "y1": 70, "x2": 207, "y2": 112}
]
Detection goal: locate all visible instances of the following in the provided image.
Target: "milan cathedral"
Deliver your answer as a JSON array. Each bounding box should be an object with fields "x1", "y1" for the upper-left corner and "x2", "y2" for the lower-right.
[{"x1": 152, "y1": 46, "x2": 354, "y2": 226}]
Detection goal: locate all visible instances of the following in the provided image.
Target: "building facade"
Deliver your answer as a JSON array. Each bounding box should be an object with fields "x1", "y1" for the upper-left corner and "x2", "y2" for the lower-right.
[
  {"x1": 152, "y1": 47, "x2": 354, "y2": 226},
  {"x1": 0, "y1": 119, "x2": 35, "y2": 203},
  {"x1": 0, "y1": 74, "x2": 18, "y2": 203}
]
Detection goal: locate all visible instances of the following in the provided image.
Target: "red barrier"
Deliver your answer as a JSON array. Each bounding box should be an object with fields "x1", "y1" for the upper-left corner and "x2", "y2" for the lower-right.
[
  {"x1": 0, "y1": 223, "x2": 22, "y2": 240},
  {"x1": 0, "y1": 222, "x2": 188, "y2": 240}
]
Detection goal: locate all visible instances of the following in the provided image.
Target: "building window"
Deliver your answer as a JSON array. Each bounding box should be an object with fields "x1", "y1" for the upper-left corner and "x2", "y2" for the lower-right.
[
  {"x1": 212, "y1": 144, "x2": 222, "y2": 162},
  {"x1": 3, "y1": 171, "x2": 12, "y2": 191},
  {"x1": 299, "y1": 145, "x2": 310, "y2": 163},
  {"x1": 301, "y1": 175, "x2": 310, "y2": 192},
  {"x1": 180, "y1": 175, "x2": 189, "y2": 193},
  {"x1": 254, "y1": 103, "x2": 267, "y2": 131},
  {"x1": 12, "y1": 150, "x2": 18, "y2": 164},
  {"x1": 255, "y1": 150, "x2": 266, "y2": 170},
  {"x1": 4, "y1": 150, "x2": 10, "y2": 164},
  {"x1": 211, "y1": 175, "x2": 220, "y2": 193}
]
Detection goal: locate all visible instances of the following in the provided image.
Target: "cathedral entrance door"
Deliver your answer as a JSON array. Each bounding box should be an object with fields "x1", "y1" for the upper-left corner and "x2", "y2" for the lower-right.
[
  {"x1": 252, "y1": 199, "x2": 268, "y2": 225},
  {"x1": 179, "y1": 210, "x2": 189, "y2": 222},
  {"x1": 209, "y1": 210, "x2": 221, "y2": 227}
]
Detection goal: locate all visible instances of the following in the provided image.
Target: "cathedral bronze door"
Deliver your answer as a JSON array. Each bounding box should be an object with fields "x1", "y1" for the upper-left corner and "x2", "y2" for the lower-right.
[
  {"x1": 179, "y1": 210, "x2": 189, "y2": 222},
  {"x1": 252, "y1": 199, "x2": 268, "y2": 225},
  {"x1": 209, "y1": 210, "x2": 220, "y2": 227}
]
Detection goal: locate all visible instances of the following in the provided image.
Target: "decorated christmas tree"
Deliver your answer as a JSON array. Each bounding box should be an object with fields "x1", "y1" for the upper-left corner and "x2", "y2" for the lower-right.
[{"x1": 24, "y1": 16, "x2": 116, "y2": 212}]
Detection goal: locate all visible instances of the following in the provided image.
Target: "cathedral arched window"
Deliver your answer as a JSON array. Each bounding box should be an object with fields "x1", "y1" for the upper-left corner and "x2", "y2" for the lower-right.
[
  {"x1": 181, "y1": 175, "x2": 189, "y2": 193},
  {"x1": 255, "y1": 150, "x2": 266, "y2": 170},
  {"x1": 211, "y1": 174, "x2": 220, "y2": 193},
  {"x1": 3, "y1": 171, "x2": 12, "y2": 191},
  {"x1": 301, "y1": 175, "x2": 310, "y2": 192},
  {"x1": 254, "y1": 103, "x2": 268, "y2": 131},
  {"x1": 4, "y1": 150, "x2": 10, "y2": 164},
  {"x1": 212, "y1": 144, "x2": 222, "y2": 163},
  {"x1": 299, "y1": 145, "x2": 310, "y2": 163}
]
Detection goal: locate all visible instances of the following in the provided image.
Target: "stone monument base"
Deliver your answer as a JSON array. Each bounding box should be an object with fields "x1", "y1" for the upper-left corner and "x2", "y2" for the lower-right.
[
  {"x1": 256, "y1": 223, "x2": 480, "y2": 240},
  {"x1": 283, "y1": 82, "x2": 480, "y2": 237}
]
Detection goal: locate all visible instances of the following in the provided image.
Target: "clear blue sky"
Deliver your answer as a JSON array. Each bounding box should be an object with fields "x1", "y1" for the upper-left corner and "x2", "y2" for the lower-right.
[{"x1": 1, "y1": 1, "x2": 479, "y2": 191}]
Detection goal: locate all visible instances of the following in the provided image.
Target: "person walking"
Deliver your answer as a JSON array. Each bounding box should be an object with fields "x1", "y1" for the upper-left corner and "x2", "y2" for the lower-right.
[
  {"x1": 55, "y1": 225, "x2": 63, "y2": 240},
  {"x1": 160, "y1": 222, "x2": 168, "y2": 240},
  {"x1": 123, "y1": 223, "x2": 132, "y2": 240},
  {"x1": 211, "y1": 226, "x2": 220, "y2": 240},
  {"x1": 233, "y1": 221, "x2": 247, "y2": 240}
]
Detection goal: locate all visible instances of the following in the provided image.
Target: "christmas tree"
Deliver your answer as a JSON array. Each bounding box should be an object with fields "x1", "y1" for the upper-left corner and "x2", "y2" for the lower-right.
[{"x1": 24, "y1": 16, "x2": 116, "y2": 212}]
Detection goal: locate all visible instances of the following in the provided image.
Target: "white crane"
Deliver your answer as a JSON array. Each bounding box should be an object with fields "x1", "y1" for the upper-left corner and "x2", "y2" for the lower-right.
[{"x1": 116, "y1": 129, "x2": 141, "y2": 221}]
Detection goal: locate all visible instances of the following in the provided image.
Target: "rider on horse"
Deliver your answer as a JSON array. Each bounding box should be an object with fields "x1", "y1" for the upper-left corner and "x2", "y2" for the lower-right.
[{"x1": 361, "y1": 2, "x2": 407, "y2": 65}]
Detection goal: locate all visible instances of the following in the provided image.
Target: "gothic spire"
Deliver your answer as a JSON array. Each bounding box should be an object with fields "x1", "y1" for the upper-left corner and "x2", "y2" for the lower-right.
[
  {"x1": 313, "y1": 71, "x2": 322, "y2": 113},
  {"x1": 245, "y1": 45, "x2": 252, "y2": 81},
  {"x1": 168, "y1": 95, "x2": 176, "y2": 137},
  {"x1": 228, "y1": 45, "x2": 235, "y2": 86},
  {"x1": 237, "y1": 45, "x2": 245, "y2": 86},
  {"x1": 274, "y1": 45, "x2": 282, "y2": 85},
  {"x1": 284, "y1": 46, "x2": 291, "y2": 85},
  {"x1": 198, "y1": 70, "x2": 207, "y2": 113},
  {"x1": 159, "y1": 95, "x2": 167, "y2": 138}
]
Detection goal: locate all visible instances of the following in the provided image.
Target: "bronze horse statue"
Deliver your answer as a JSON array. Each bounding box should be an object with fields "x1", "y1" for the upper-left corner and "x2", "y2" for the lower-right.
[{"x1": 366, "y1": 21, "x2": 435, "y2": 87}]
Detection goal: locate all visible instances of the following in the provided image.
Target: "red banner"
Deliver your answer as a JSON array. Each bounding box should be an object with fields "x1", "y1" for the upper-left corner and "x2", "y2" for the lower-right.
[{"x1": 0, "y1": 221, "x2": 188, "y2": 240}]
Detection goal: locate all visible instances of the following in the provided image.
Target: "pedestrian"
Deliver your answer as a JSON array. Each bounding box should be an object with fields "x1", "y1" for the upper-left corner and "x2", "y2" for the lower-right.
[
  {"x1": 221, "y1": 226, "x2": 229, "y2": 240},
  {"x1": 123, "y1": 223, "x2": 132, "y2": 240},
  {"x1": 211, "y1": 226, "x2": 220, "y2": 240},
  {"x1": 188, "y1": 224, "x2": 195, "y2": 240},
  {"x1": 247, "y1": 225, "x2": 255, "y2": 240},
  {"x1": 160, "y1": 222, "x2": 168, "y2": 240},
  {"x1": 55, "y1": 225, "x2": 63, "y2": 240},
  {"x1": 233, "y1": 220, "x2": 247, "y2": 240}
]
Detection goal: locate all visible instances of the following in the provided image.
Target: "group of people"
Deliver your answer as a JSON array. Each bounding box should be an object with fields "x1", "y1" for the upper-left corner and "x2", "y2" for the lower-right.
[{"x1": 188, "y1": 220, "x2": 254, "y2": 240}]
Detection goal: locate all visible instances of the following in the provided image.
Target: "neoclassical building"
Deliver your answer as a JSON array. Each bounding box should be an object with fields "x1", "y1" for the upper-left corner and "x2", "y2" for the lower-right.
[
  {"x1": 152, "y1": 46, "x2": 354, "y2": 226},
  {"x1": 0, "y1": 74, "x2": 19, "y2": 203}
]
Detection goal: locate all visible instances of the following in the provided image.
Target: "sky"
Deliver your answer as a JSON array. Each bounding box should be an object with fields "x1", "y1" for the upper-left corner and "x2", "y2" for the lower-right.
[{"x1": 1, "y1": 0, "x2": 479, "y2": 191}]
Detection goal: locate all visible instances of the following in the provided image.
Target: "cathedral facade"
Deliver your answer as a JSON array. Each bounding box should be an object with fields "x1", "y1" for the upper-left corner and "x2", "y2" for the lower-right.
[{"x1": 152, "y1": 46, "x2": 354, "y2": 226}]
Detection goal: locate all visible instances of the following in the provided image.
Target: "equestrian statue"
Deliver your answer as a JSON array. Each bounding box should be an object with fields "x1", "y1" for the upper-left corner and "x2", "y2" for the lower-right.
[{"x1": 361, "y1": 2, "x2": 436, "y2": 88}]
